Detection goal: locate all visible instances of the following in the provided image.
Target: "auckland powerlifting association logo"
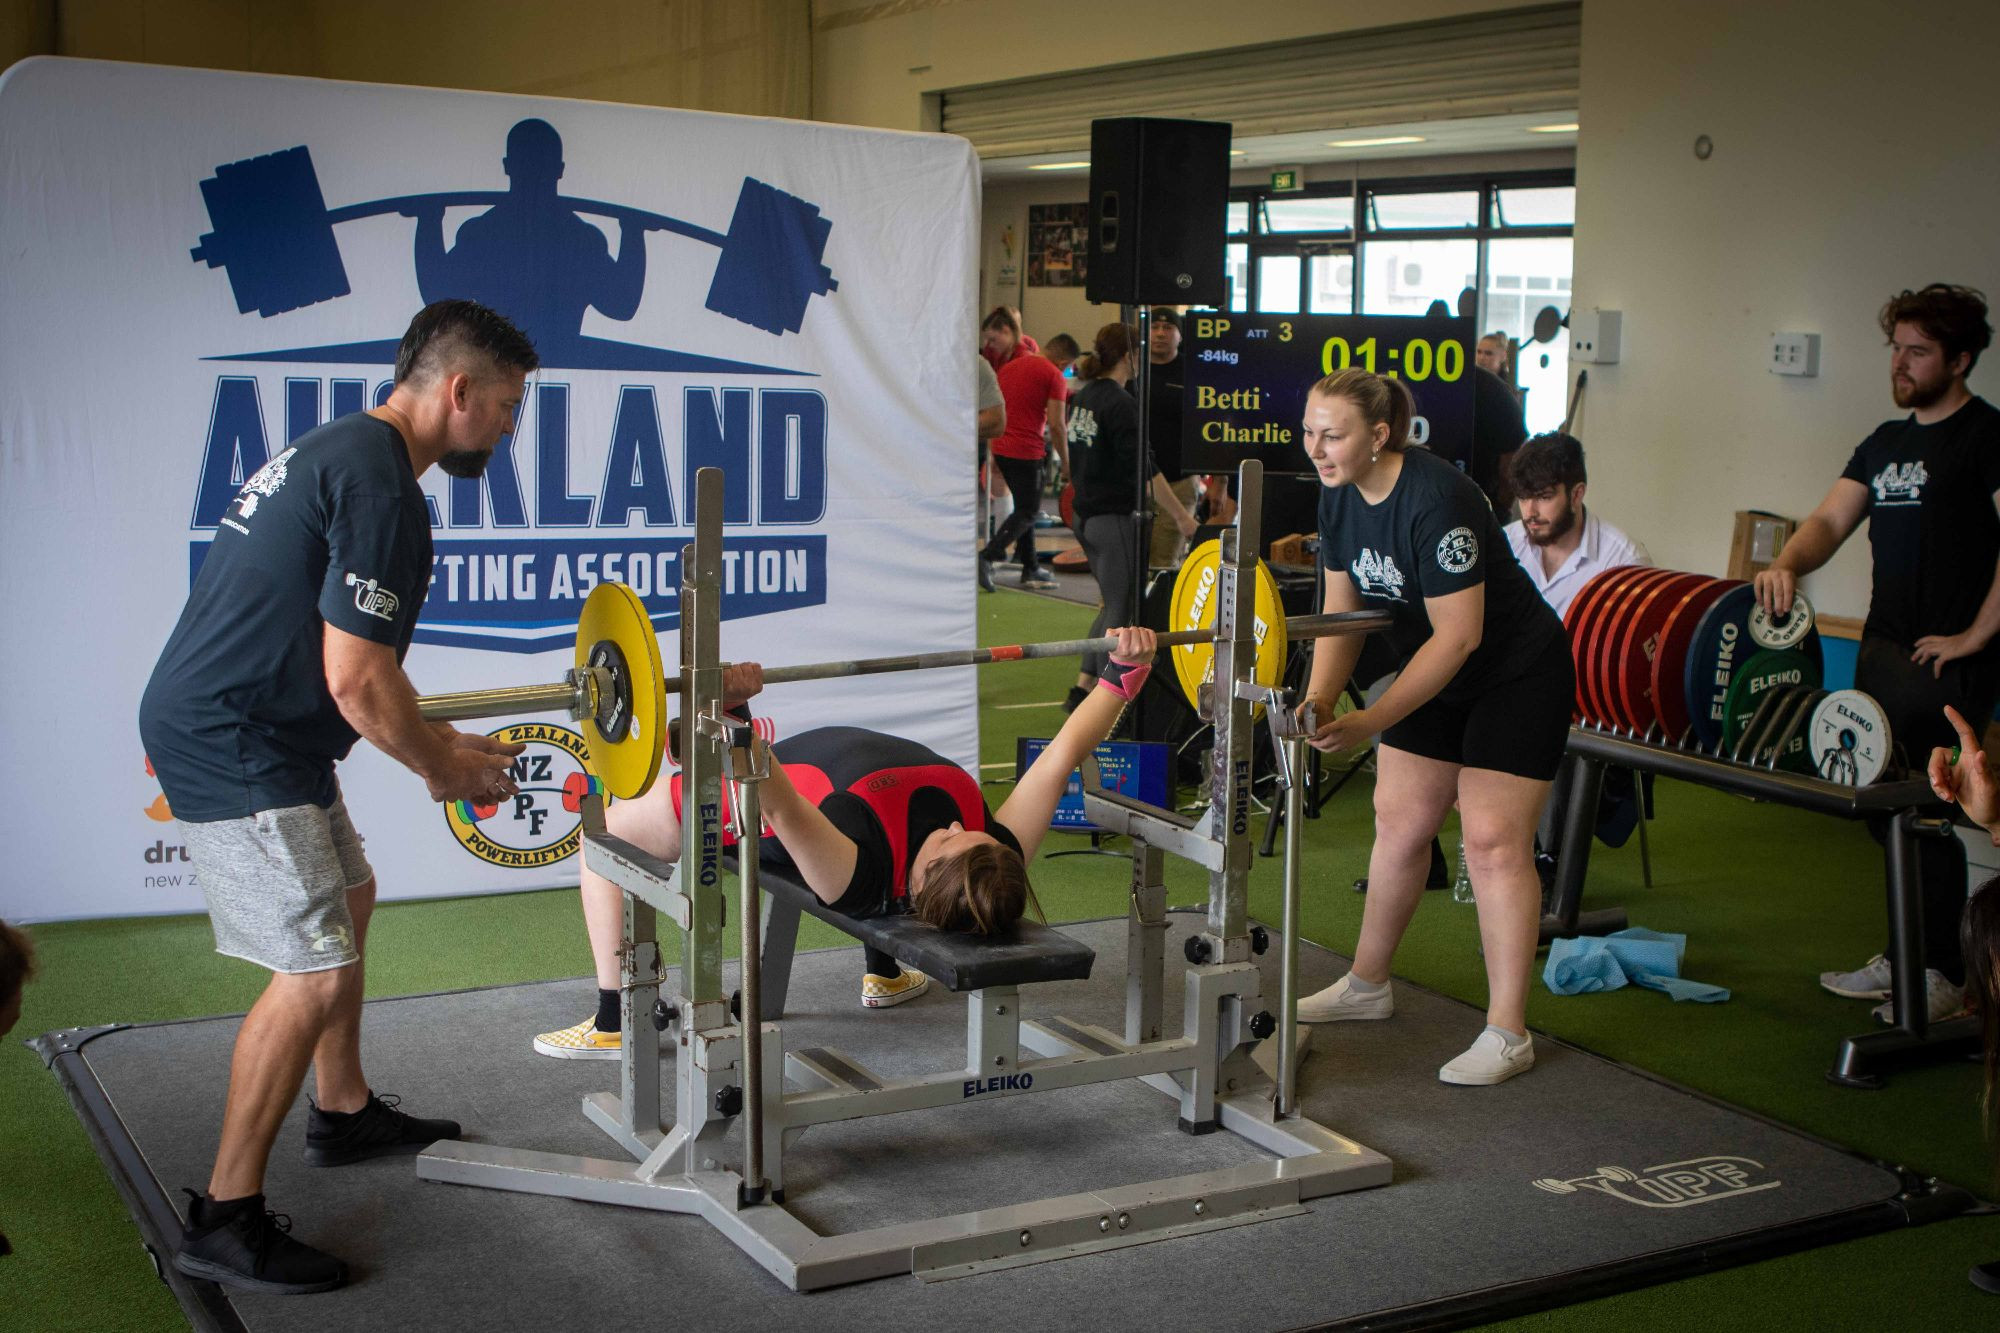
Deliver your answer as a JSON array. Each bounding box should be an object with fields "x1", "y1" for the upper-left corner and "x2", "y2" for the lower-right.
[{"x1": 445, "y1": 722, "x2": 601, "y2": 869}]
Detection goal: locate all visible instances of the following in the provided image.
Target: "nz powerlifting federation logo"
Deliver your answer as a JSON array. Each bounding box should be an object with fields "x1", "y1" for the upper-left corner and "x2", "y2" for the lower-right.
[
  {"x1": 445, "y1": 723, "x2": 599, "y2": 869},
  {"x1": 1436, "y1": 526, "x2": 1478, "y2": 575},
  {"x1": 1532, "y1": 1156, "x2": 1780, "y2": 1209},
  {"x1": 182, "y1": 115, "x2": 837, "y2": 653}
]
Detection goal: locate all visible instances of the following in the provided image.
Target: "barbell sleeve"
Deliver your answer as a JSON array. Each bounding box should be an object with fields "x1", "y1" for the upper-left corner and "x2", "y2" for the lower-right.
[{"x1": 414, "y1": 608, "x2": 1391, "y2": 724}]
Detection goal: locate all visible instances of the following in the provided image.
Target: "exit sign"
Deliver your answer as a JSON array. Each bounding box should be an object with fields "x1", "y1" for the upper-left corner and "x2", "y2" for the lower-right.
[{"x1": 1270, "y1": 167, "x2": 1304, "y2": 193}]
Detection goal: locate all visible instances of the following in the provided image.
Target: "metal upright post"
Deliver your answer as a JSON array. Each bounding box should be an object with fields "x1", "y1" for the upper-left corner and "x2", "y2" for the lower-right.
[
  {"x1": 735, "y1": 762, "x2": 767, "y2": 1204},
  {"x1": 1208, "y1": 460, "x2": 1264, "y2": 947},
  {"x1": 1276, "y1": 734, "x2": 1306, "y2": 1119},
  {"x1": 1131, "y1": 304, "x2": 1155, "y2": 734}
]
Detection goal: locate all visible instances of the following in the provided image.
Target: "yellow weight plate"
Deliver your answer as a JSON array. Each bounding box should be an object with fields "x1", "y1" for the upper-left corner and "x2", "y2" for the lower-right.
[
  {"x1": 575, "y1": 581, "x2": 667, "y2": 800},
  {"x1": 1168, "y1": 540, "x2": 1289, "y2": 717}
]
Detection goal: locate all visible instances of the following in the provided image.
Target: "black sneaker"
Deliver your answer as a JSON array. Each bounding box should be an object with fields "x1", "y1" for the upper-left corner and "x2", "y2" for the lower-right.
[
  {"x1": 173, "y1": 1190, "x2": 347, "y2": 1294},
  {"x1": 977, "y1": 556, "x2": 995, "y2": 593},
  {"x1": 303, "y1": 1091, "x2": 461, "y2": 1167}
]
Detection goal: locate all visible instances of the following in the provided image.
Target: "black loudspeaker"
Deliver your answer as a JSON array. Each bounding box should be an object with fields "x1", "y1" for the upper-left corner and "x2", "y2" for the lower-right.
[{"x1": 1086, "y1": 118, "x2": 1231, "y2": 307}]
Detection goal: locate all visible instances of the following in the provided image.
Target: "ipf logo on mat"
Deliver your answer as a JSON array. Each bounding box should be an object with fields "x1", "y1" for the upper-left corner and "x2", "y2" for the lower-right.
[
  {"x1": 444, "y1": 723, "x2": 598, "y2": 869},
  {"x1": 1532, "y1": 1156, "x2": 1780, "y2": 1209}
]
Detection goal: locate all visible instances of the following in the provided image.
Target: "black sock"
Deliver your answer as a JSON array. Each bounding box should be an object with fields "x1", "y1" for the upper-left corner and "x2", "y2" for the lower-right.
[{"x1": 595, "y1": 987, "x2": 621, "y2": 1033}]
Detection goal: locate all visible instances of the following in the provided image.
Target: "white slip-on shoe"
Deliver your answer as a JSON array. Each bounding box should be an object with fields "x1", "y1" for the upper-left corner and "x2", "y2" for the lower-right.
[
  {"x1": 1296, "y1": 973, "x2": 1393, "y2": 1024},
  {"x1": 1439, "y1": 1027, "x2": 1535, "y2": 1086}
]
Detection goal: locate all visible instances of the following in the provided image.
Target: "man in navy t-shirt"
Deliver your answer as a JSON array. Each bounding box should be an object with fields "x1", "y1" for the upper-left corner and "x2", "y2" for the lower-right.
[
  {"x1": 1755, "y1": 283, "x2": 1997, "y2": 1022},
  {"x1": 139, "y1": 301, "x2": 537, "y2": 1295}
]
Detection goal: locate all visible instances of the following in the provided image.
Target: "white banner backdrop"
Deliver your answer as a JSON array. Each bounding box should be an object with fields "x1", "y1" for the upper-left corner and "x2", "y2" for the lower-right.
[{"x1": 0, "y1": 58, "x2": 981, "y2": 922}]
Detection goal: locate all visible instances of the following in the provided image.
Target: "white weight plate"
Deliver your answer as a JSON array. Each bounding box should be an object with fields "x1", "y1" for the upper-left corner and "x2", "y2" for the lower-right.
[
  {"x1": 1748, "y1": 591, "x2": 1814, "y2": 651},
  {"x1": 1809, "y1": 688, "x2": 1892, "y2": 786}
]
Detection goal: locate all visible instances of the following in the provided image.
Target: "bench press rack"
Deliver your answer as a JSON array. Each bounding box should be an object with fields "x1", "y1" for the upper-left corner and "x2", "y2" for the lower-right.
[
  {"x1": 417, "y1": 462, "x2": 1392, "y2": 1290},
  {"x1": 1545, "y1": 722, "x2": 1976, "y2": 1089}
]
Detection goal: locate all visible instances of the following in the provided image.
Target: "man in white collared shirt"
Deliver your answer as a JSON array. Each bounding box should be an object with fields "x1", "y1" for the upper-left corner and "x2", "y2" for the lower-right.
[{"x1": 1503, "y1": 433, "x2": 1649, "y2": 617}]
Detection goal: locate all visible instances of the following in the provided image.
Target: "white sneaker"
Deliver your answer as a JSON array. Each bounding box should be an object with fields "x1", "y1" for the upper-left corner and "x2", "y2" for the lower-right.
[
  {"x1": 1439, "y1": 1027, "x2": 1535, "y2": 1086},
  {"x1": 1869, "y1": 969, "x2": 1967, "y2": 1026},
  {"x1": 1819, "y1": 954, "x2": 1894, "y2": 1000},
  {"x1": 1296, "y1": 973, "x2": 1393, "y2": 1023}
]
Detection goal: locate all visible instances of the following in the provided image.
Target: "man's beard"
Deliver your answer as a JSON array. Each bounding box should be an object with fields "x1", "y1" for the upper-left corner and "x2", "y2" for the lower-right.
[
  {"x1": 1526, "y1": 505, "x2": 1575, "y2": 546},
  {"x1": 1892, "y1": 369, "x2": 1950, "y2": 410},
  {"x1": 437, "y1": 448, "x2": 493, "y2": 479}
]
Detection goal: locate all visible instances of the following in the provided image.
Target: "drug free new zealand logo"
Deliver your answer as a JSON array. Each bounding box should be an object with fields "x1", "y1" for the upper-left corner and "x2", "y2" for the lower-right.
[{"x1": 183, "y1": 115, "x2": 840, "y2": 660}]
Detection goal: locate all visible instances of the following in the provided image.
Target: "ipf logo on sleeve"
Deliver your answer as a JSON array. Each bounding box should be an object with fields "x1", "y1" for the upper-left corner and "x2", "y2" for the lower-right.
[{"x1": 445, "y1": 723, "x2": 597, "y2": 868}]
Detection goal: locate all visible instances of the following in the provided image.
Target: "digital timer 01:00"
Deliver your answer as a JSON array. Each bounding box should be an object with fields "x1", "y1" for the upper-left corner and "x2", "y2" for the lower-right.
[{"x1": 1322, "y1": 335, "x2": 1466, "y2": 382}]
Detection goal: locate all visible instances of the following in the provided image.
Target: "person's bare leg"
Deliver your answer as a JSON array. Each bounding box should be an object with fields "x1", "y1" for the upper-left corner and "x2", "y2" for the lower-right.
[
  {"x1": 581, "y1": 779, "x2": 683, "y2": 989},
  {"x1": 309, "y1": 878, "x2": 374, "y2": 1113},
  {"x1": 1349, "y1": 746, "x2": 1459, "y2": 984},
  {"x1": 208, "y1": 967, "x2": 348, "y2": 1199},
  {"x1": 1457, "y1": 767, "x2": 1553, "y2": 1036}
]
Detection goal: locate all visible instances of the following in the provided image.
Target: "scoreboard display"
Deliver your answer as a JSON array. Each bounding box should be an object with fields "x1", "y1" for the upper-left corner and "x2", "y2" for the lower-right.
[{"x1": 1180, "y1": 313, "x2": 1477, "y2": 476}]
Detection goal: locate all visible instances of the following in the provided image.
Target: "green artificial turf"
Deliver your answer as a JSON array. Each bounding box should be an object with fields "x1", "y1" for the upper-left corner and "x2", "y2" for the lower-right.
[{"x1": 3, "y1": 586, "x2": 1997, "y2": 1329}]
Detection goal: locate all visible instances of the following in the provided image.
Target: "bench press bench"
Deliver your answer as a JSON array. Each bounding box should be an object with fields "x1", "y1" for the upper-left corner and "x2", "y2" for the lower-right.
[{"x1": 749, "y1": 857, "x2": 1098, "y2": 1019}]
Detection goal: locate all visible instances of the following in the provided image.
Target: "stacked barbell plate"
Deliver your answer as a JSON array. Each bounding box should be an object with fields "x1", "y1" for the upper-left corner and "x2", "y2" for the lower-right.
[
  {"x1": 1607, "y1": 570, "x2": 1713, "y2": 732},
  {"x1": 1810, "y1": 689, "x2": 1894, "y2": 785},
  {"x1": 1587, "y1": 568, "x2": 1680, "y2": 726},
  {"x1": 1649, "y1": 577, "x2": 1739, "y2": 741},
  {"x1": 1721, "y1": 649, "x2": 1822, "y2": 752},
  {"x1": 1563, "y1": 565, "x2": 1644, "y2": 721}
]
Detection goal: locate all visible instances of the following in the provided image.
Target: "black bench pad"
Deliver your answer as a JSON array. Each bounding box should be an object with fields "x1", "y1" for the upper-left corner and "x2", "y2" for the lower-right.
[{"x1": 749, "y1": 860, "x2": 1095, "y2": 992}]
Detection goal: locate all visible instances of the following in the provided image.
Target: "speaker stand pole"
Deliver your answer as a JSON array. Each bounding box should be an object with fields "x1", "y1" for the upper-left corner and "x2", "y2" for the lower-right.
[{"x1": 1131, "y1": 303, "x2": 1154, "y2": 739}]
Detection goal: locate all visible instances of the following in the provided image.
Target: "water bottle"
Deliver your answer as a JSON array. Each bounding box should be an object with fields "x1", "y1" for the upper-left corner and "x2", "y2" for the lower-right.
[{"x1": 1451, "y1": 842, "x2": 1475, "y2": 904}]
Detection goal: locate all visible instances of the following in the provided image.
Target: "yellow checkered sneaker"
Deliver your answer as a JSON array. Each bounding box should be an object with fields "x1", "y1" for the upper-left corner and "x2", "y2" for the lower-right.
[
  {"x1": 860, "y1": 969, "x2": 930, "y2": 1009},
  {"x1": 532, "y1": 1017, "x2": 623, "y2": 1060}
]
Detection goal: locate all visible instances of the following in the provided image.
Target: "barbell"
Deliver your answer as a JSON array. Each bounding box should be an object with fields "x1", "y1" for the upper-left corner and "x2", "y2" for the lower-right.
[
  {"x1": 189, "y1": 145, "x2": 837, "y2": 334},
  {"x1": 420, "y1": 561, "x2": 1389, "y2": 802}
]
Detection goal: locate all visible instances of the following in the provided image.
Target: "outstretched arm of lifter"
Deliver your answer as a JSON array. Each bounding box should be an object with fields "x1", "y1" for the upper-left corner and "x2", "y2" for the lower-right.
[
  {"x1": 997, "y1": 625, "x2": 1156, "y2": 860},
  {"x1": 1754, "y1": 478, "x2": 1868, "y2": 617}
]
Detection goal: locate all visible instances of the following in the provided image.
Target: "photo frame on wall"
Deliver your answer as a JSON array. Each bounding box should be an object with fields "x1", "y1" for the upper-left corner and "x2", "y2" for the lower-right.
[{"x1": 1027, "y1": 201, "x2": 1089, "y2": 288}]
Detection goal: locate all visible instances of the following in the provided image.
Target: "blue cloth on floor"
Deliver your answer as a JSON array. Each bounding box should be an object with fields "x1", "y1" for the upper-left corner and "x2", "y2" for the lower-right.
[{"x1": 1543, "y1": 927, "x2": 1730, "y2": 1003}]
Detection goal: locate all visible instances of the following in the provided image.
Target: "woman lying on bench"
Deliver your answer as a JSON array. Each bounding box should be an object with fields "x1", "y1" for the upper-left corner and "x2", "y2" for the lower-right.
[{"x1": 533, "y1": 626, "x2": 1157, "y2": 1057}]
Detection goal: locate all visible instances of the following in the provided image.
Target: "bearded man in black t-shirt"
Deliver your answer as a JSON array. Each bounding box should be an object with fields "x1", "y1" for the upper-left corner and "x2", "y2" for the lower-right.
[
  {"x1": 139, "y1": 302, "x2": 537, "y2": 1294},
  {"x1": 1755, "y1": 283, "x2": 1998, "y2": 1022}
]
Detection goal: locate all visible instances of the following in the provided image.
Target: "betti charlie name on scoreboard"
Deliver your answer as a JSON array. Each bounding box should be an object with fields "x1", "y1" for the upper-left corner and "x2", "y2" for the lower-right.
[{"x1": 1180, "y1": 313, "x2": 1477, "y2": 475}]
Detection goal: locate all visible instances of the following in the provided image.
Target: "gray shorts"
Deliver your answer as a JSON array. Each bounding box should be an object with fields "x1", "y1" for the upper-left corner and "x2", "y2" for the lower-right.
[{"x1": 179, "y1": 797, "x2": 374, "y2": 974}]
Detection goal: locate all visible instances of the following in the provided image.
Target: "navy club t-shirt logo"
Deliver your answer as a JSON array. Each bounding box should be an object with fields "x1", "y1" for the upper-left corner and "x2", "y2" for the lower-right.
[
  {"x1": 1871, "y1": 460, "x2": 1926, "y2": 506},
  {"x1": 1351, "y1": 548, "x2": 1407, "y2": 600},
  {"x1": 1437, "y1": 526, "x2": 1478, "y2": 574}
]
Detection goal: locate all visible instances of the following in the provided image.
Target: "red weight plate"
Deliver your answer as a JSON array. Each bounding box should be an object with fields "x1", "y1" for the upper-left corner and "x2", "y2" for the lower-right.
[
  {"x1": 1649, "y1": 576, "x2": 1740, "y2": 741},
  {"x1": 1611, "y1": 571, "x2": 1714, "y2": 733},
  {"x1": 1562, "y1": 565, "x2": 1646, "y2": 721},
  {"x1": 1588, "y1": 568, "x2": 1679, "y2": 726}
]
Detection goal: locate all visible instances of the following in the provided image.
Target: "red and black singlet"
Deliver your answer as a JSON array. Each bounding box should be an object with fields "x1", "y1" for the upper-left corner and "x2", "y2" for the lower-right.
[{"x1": 670, "y1": 726, "x2": 1020, "y2": 918}]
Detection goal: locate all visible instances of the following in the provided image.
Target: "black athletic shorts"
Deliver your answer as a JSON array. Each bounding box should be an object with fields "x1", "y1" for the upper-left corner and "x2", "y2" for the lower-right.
[{"x1": 1379, "y1": 632, "x2": 1573, "y2": 781}]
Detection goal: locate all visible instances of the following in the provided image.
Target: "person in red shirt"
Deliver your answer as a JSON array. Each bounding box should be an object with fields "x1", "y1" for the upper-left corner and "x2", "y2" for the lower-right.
[{"x1": 978, "y1": 308, "x2": 1069, "y2": 588}]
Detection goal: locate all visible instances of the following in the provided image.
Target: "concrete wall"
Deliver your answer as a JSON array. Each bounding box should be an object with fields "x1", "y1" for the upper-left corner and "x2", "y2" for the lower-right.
[
  {"x1": 1571, "y1": 0, "x2": 2000, "y2": 618},
  {"x1": 45, "y1": 0, "x2": 810, "y2": 117}
]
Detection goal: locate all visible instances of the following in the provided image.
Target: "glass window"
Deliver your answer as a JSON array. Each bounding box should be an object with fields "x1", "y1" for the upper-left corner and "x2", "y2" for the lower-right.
[
  {"x1": 1225, "y1": 243, "x2": 1249, "y2": 313},
  {"x1": 1484, "y1": 236, "x2": 1574, "y2": 434},
  {"x1": 1358, "y1": 238, "x2": 1477, "y2": 318},
  {"x1": 1367, "y1": 190, "x2": 1478, "y2": 230},
  {"x1": 1226, "y1": 201, "x2": 1250, "y2": 235},
  {"x1": 1255, "y1": 253, "x2": 1302, "y2": 314},
  {"x1": 1494, "y1": 185, "x2": 1575, "y2": 228},
  {"x1": 1306, "y1": 252, "x2": 1353, "y2": 314},
  {"x1": 1260, "y1": 195, "x2": 1353, "y2": 234}
]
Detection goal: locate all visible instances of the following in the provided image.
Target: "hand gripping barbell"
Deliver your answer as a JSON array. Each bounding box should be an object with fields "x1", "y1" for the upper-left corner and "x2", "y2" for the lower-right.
[
  {"x1": 189, "y1": 145, "x2": 837, "y2": 334},
  {"x1": 416, "y1": 580, "x2": 1389, "y2": 803}
]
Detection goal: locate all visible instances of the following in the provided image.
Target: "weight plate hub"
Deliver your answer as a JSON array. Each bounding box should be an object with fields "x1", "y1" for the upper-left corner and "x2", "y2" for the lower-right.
[
  {"x1": 1722, "y1": 649, "x2": 1821, "y2": 750},
  {"x1": 575, "y1": 582, "x2": 667, "y2": 800},
  {"x1": 1169, "y1": 539, "x2": 1287, "y2": 717},
  {"x1": 1748, "y1": 591, "x2": 1815, "y2": 651},
  {"x1": 1811, "y1": 689, "x2": 1893, "y2": 786}
]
